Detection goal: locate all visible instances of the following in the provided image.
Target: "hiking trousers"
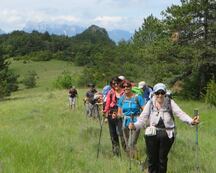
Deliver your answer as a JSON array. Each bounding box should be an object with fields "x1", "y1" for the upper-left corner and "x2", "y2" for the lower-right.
[
  {"x1": 145, "y1": 130, "x2": 174, "y2": 173},
  {"x1": 107, "y1": 116, "x2": 126, "y2": 156},
  {"x1": 87, "y1": 103, "x2": 99, "y2": 118},
  {"x1": 123, "y1": 126, "x2": 140, "y2": 151}
]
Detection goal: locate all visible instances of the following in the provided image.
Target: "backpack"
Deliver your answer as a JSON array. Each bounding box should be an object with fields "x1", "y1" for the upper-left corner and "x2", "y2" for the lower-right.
[
  {"x1": 149, "y1": 95, "x2": 174, "y2": 121},
  {"x1": 120, "y1": 94, "x2": 143, "y2": 127},
  {"x1": 121, "y1": 94, "x2": 143, "y2": 113},
  {"x1": 102, "y1": 85, "x2": 111, "y2": 102},
  {"x1": 131, "y1": 86, "x2": 143, "y2": 95}
]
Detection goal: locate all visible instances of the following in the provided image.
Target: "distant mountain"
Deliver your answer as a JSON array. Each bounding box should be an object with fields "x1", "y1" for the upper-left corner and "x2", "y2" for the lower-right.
[
  {"x1": 23, "y1": 22, "x2": 133, "y2": 43},
  {"x1": 108, "y1": 30, "x2": 133, "y2": 43},
  {"x1": 73, "y1": 25, "x2": 115, "y2": 45},
  {"x1": 23, "y1": 22, "x2": 85, "y2": 36},
  {"x1": 0, "y1": 29, "x2": 5, "y2": 35}
]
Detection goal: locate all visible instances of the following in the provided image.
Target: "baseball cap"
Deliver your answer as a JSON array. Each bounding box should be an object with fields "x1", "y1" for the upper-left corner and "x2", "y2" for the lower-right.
[{"x1": 138, "y1": 81, "x2": 146, "y2": 89}]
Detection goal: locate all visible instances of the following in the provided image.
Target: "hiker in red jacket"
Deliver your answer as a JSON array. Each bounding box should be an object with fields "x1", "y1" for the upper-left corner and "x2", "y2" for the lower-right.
[{"x1": 103, "y1": 76, "x2": 126, "y2": 156}]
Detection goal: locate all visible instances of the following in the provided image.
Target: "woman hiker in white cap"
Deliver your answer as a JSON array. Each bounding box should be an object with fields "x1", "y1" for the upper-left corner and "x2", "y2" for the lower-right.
[{"x1": 129, "y1": 83, "x2": 200, "y2": 173}]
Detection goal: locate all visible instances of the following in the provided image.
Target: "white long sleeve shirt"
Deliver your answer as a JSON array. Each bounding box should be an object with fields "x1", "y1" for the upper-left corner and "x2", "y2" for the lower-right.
[{"x1": 134, "y1": 96, "x2": 193, "y2": 138}]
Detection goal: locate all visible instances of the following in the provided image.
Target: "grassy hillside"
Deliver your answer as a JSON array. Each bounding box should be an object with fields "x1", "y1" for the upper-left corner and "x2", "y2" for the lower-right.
[
  {"x1": 9, "y1": 59, "x2": 83, "y2": 91},
  {"x1": 0, "y1": 61, "x2": 215, "y2": 173}
]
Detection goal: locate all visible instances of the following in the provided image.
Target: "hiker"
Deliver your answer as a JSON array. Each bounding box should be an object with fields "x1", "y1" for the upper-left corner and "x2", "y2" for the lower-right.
[
  {"x1": 138, "y1": 81, "x2": 153, "y2": 103},
  {"x1": 84, "y1": 83, "x2": 98, "y2": 118},
  {"x1": 117, "y1": 80, "x2": 145, "y2": 157},
  {"x1": 129, "y1": 83, "x2": 200, "y2": 173},
  {"x1": 68, "y1": 86, "x2": 78, "y2": 110},
  {"x1": 103, "y1": 76, "x2": 126, "y2": 156}
]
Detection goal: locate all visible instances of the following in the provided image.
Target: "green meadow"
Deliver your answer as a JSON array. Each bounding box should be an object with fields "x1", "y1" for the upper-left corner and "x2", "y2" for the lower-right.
[{"x1": 0, "y1": 60, "x2": 215, "y2": 173}]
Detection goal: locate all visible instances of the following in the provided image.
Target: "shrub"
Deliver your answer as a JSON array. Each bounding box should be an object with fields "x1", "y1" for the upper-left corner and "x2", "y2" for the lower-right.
[
  {"x1": 22, "y1": 71, "x2": 38, "y2": 88},
  {"x1": 54, "y1": 71, "x2": 76, "y2": 89},
  {"x1": 31, "y1": 51, "x2": 52, "y2": 61},
  {"x1": 205, "y1": 80, "x2": 216, "y2": 107}
]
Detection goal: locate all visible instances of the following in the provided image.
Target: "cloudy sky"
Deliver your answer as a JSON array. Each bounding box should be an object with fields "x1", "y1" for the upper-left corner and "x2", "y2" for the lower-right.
[{"x1": 0, "y1": 0, "x2": 180, "y2": 33}]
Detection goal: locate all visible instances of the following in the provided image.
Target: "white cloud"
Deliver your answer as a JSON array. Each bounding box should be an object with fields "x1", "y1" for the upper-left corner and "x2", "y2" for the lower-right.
[
  {"x1": 94, "y1": 16, "x2": 124, "y2": 23},
  {"x1": 0, "y1": 9, "x2": 80, "y2": 31},
  {"x1": 0, "y1": 0, "x2": 181, "y2": 32},
  {"x1": 92, "y1": 16, "x2": 142, "y2": 32}
]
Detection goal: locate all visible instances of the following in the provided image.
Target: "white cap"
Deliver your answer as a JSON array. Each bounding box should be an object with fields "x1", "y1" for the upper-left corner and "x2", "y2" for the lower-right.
[
  {"x1": 138, "y1": 81, "x2": 146, "y2": 89},
  {"x1": 118, "y1": 75, "x2": 125, "y2": 80},
  {"x1": 153, "y1": 83, "x2": 166, "y2": 93}
]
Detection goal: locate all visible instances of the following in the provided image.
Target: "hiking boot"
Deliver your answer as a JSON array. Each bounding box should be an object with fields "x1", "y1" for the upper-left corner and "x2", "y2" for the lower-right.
[{"x1": 113, "y1": 146, "x2": 120, "y2": 156}]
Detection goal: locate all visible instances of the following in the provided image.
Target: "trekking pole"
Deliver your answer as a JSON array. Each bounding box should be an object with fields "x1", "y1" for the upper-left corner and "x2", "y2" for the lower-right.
[
  {"x1": 96, "y1": 113, "x2": 104, "y2": 159},
  {"x1": 83, "y1": 99, "x2": 87, "y2": 119},
  {"x1": 96, "y1": 102, "x2": 104, "y2": 159},
  {"x1": 129, "y1": 115, "x2": 134, "y2": 173},
  {"x1": 194, "y1": 109, "x2": 199, "y2": 173}
]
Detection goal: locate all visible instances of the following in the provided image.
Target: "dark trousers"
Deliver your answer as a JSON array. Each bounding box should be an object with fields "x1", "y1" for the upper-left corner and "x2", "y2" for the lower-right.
[
  {"x1": 145, "y1": 130, "x2": 174, "y2": 173},
  {"x1": 107, "y1": 116, "x2": 126, "y2": 156}
]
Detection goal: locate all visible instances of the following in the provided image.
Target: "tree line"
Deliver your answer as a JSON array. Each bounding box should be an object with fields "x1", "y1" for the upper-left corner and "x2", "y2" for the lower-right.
[{"x1": 0, "y1": 0, "x2": 216, "y2": 104}]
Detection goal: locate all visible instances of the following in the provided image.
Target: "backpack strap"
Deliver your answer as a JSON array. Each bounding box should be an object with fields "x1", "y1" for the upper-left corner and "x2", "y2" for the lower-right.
[
  {"x1": 135, "y1": 94, "x2": 142, "y2": 111},
  {"x1": 164, "y1": 95, "x2": 174, "y2": 121},
  {"x1": 121, "y1": 94, "x2": 142, "y2": 111},
  {"x1": 148, "y1": 96, "x2": 174, "y2": 121}
]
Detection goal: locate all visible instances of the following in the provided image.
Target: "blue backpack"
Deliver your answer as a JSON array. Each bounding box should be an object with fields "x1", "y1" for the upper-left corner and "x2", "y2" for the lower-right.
[{"x1": 102, "y1": 85, "x2": 111, "y2": 102}]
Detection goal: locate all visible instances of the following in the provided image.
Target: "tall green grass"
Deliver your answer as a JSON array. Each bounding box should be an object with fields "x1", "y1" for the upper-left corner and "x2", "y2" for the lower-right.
[{"x1": 0, "y1": 88, "x2": 215, "y2": 173}]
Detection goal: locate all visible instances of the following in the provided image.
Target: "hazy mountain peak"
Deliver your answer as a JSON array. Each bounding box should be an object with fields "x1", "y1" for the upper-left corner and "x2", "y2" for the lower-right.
[
  {"x1": 23, "y1": 22, "x2": 85, "y2": 36},
  {"x1": 85, "y1": 25, "x2": 108, "y2": 36},
  {"x1": 0, "y1": 28, "x2": 5, "y2": 34},
  {"x1": 22, "y1": 22, "x2": 133, "y2": 43}
]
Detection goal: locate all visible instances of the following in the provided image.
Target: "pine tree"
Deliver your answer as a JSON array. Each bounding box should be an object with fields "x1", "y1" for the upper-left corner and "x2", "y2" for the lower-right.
[
  {"x1": 0, "y1": 48, "x2": 19, "y2": 98},
  {"x1": 163, "y1": 0, "x2": 216, "y2": 98},
  {"x1": 0, "y1": 47, "x2": 9, "y2": 98}
]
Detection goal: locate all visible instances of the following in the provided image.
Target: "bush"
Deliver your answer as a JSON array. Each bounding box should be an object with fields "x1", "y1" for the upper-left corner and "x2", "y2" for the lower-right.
[
  {"x1": 31, "y1": 51, "x2": 53, "y2": 61},
  {"x1": 22, "y1": 71, "x2": 38, "y2": 88},
  {"x1": 6, "y1": 70, "x2": 19, "y2": 92},
  {"x1": 205, "y1": 80, "x2": 216, "y2": 107},
  {"x1": 54, "y1": 71, "x2": 76, "y2": 89}
]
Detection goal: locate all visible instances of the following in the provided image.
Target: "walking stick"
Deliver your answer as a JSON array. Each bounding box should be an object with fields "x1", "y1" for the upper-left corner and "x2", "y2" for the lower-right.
[
  {"x1": 194, "y1": 109, "x2": 199, "y2": 173},
  {"x1": 129, "y1": 115, "x2": 134, "y2": 173},
  {"x1": 96, "y1": 103, "x2": 104, "y2": 159}
]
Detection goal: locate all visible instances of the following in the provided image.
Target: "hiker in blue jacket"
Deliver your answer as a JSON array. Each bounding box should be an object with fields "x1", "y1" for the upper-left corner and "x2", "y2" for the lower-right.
[
  {"x1": 117, "y1": 80, "x2": 145, "y2": 157},
  {"x1": 138, "y1": 81, "x2": 153, "y2": 103}
]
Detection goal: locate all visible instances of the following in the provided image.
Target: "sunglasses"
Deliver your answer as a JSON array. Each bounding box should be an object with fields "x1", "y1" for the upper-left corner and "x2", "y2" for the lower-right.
[
  {"x1": 123, "y1": 85, "x2": 131, "y2": 88},
  {"x1": 155, "y1": 90, "x2": 166, "y2": 95},
  {"x1": 112, "y1": 82, "x2": 119, "y2": 85}
]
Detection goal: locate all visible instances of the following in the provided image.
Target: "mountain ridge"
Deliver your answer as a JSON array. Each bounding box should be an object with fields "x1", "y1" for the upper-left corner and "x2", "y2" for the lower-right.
[{"x1": 22, "y1": 22, "x2": 133, "y2": 43}]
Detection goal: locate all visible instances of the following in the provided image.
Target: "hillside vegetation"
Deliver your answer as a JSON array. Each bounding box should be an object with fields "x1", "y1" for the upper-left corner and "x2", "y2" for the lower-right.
[
  {"x1": 9, "y1": 59, "x2": 83, "y2": 91},
  {"x1": 1, "y1": 0, "x2": 216, "y2": 100}
]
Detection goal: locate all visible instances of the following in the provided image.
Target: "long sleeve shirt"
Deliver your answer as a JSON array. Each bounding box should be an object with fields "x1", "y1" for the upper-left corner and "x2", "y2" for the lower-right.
[
  {"x1": 134, "y1": 96, "x2": 193, "y2": 138},
  {"x1": 103, "y1": 89, "x2": 124, "y2": 113}
]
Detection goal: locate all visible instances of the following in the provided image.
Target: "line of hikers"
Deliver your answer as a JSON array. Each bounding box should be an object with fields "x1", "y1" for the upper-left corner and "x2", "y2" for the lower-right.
[{"x1": 82, "y1": 76, "x2": 200, "y2": 173}]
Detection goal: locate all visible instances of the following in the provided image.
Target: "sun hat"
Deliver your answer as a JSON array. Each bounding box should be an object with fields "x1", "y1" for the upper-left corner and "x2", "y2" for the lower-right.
[{"x1": 153, "y1": 83, "x2": 166, "y2": 93}]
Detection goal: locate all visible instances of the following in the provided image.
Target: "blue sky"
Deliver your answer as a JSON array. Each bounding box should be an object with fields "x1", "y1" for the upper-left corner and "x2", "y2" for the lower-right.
[{"x1": 0, "y1": 0, "x2": 180, "y2": 33}]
